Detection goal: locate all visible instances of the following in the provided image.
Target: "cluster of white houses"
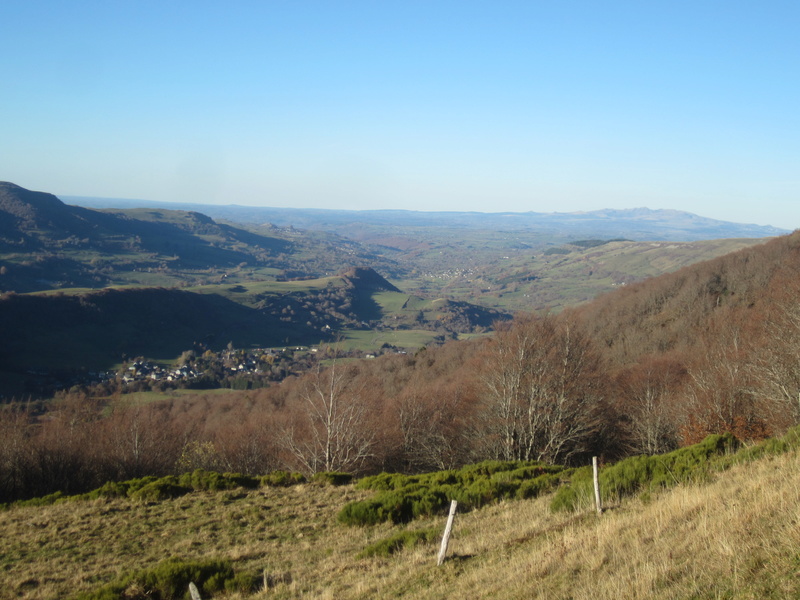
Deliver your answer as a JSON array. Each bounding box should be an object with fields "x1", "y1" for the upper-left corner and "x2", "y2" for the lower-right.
[
  {"x1": 114, "y1": 346, "x2": 321, "y2": 386},
  {"x1": 119, "y1": 361, "x2": 203, "y2": 384}
]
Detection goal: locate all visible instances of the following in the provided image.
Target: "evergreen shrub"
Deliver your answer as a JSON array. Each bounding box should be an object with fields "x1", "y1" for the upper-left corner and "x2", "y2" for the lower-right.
[
  {"x1": 550, "y1": 433, "x2": 740, "y2": 513},
  {"x1": 71, "y1": 557, "x2": 256, "y2": 600},
  {"x1": 261, "y1": 470, "x2": 306, "y2": 487},
  {"x1": 340, "y1": 460, "x2": 565, "y2": 526},
  {"x1": 178, "y1": 469, "x2": 259, "y2": 491},
  {"x1": 130, "y1": 476, "x2": 192, "y2": 503},
  {"x1": 312, "y1": 471, "x2": 353, "y2": 486}
]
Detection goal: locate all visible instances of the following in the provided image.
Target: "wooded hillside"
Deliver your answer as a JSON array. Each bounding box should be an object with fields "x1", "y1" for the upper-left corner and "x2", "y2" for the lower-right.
[{"x1": 2, "y1": 231, "x2": 798, "y2": 503}]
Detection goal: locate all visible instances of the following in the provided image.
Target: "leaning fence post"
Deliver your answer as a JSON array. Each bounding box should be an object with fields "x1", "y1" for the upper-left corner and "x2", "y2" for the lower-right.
[
  {"x1": 188, "y1": 582, "x2": 202, "y2": 600},
  {"x1": 593, "y1": 456, "x2": 603, "y2": 515},
  {"x1": 437, "y1": 499, "x2": 458, "y2": 566}
]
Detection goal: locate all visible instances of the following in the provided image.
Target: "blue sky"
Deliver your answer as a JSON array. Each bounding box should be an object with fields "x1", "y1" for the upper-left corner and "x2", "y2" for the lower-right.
[{"x1": 2, "y1": 1, "x2": 798, "y2": 228}]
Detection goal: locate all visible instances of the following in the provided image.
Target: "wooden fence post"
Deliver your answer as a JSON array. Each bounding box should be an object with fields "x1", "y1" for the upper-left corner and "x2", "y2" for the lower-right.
[
  {"x1": 437, "y1": 500, "x2": 458, "y2": 566},
  {"x1": 188, "y1": 582, "x2": 202, "y2": 600},
  {"x1": 593, "y1": 456, "x2": 603, "y2": 515}
]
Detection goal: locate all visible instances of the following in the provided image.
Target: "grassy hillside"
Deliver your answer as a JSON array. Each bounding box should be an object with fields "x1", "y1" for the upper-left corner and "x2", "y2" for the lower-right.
[
  {"x1": 3, "y1": 435, "x2": 799, "y2": 599},
  {"x1": 398, "y1": 237, "x2": 772, "y2": 312}
]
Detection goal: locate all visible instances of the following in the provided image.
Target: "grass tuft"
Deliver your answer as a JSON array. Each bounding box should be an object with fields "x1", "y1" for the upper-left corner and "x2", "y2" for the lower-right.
[{"x1": 356, "y1": 528, "x2": 438, "y2": 558}]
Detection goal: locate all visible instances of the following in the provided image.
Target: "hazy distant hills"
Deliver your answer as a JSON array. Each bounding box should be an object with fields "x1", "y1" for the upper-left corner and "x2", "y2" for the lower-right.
[
  {"x1": 0, "y1": 182, "x2": 396, "y2": 292},
  {"x1": 0, "y1": 181, "x2": 289, "y2": 259},
  {"x1": 63, "y1": 195, "x2": 789, "y2": 242}
]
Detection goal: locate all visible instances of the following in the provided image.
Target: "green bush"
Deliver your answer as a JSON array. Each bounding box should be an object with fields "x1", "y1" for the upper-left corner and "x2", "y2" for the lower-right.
[
  {"x1": 722, "y1": 425, "x2": 800, "y2": 466},
  {"x1": 223, "y1": 571, "x2": 260, "y2": 593},
  {"x1": 550, "y1": 433, "x2": 740, "y2": 513},
  {"x1": 339, "y1": 485, "x2": 452, "y2": 526},
  {"x1": 178, "y1": 469, "x2": 259, "y2": 491},
  {"x1": 122, "y1": 476, "x2": 160, "y2": 496},
  {"x1": 547, "y1": 466, "x2": 589, "y2": 512},
  {"x1": 425, "y1": 470, "x2": 459, "y2": 486},
  {"x1": 87, "y1": 481, "x2": 132, "y2": 500},
  {"x1": 312, "y1": 471, "x2": 353, "y2": 486},
  {"x1": 340, "y1": 460, "x2": 567, "y2": 526},
  {"x1": 449, "y1": 479, "x2": 518, "y2": 509},
  {"x1": 74, "y1": 476, "x2": 161, "y2": 503},
  {"x1": 71, "y1": 557, "x2": 255, "y2": 600},
  {"x1": 356, "y1": 472, "x2": 415, "y2": 491},
  {"x1": 338, "y1": 498, "x2": 396, "y2": 526},
  {"x1": 261, "y1": 470, "x2": 306, "y2": 487},
  {"x1": 129, "y1": 477, "x2": 192, "y2": 503},
  {"x1": 549, "y1": 480, "x2": 584, "y2": 513},
  {"x1": 516, "y1": 473, "x2": 560, "y2": 499},
  {"x1": 492, "y1": 464, "x2": 558, "y2": 483},
  {"x1": 3, "y1": 491, "x2": 66, "y2": 510},
  {"x1": 460, "y1": 460, "x2": 540, "y2": 478}
]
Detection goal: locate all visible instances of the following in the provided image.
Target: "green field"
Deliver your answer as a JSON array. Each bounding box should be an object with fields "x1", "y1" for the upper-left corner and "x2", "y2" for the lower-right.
[{"x1": 339, "y1": 328, "x2": 446, "y2": 352}]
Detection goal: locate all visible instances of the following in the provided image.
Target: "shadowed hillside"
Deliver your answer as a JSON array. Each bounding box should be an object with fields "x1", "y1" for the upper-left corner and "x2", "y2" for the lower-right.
[{"x1": 0, "y1": 287, "x2": 324, "y2": 370}]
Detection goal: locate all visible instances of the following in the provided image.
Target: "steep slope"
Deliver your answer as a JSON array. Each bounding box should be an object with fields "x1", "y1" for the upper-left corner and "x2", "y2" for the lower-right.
[
  {"x1": 574, "y1": 230, "x2": 800, "y2": 367},
  {"x1": 0, "y1": 182, "x2": 291, "y2": 289},
  {"x1": 340, "y1": 266, "x2": 402, "y2": 292},
  {"x1": 0, "y1": 265, "x2": 509, "y2": 397},
  {"x1": 0, "y1": 287, "x2": 324, "y2": 370}
]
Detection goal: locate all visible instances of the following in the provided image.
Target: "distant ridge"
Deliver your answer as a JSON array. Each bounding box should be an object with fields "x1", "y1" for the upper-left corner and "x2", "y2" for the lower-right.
[
  {"x1": 1, "y1": 182, "x2": 107, "y2": 246},
  {"x1": 0, "y1": 182, "x2": 70, "y2": 221},
  {"x1": 62, "y1": 195, "x2": 789, "y2": 242}
]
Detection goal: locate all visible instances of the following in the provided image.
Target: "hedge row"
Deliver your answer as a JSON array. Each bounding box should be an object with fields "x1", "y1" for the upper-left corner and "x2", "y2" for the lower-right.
[
  {"x1": 550, "y1": 433, "x2": 741, "y2": 512},
  {"x1": 2, "y1": 469, "x2": 310, "y2": 509},
  {"x1": 339, "y1": 460, "x2": 565, "y2": 526},
  {"x1": 71, "y1": 557, "x2": 257, "y2": 600}
]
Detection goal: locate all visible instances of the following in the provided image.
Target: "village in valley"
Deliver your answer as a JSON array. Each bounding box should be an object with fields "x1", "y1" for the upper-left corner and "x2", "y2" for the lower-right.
[{"x1": 25, "y1": 343, "x2": 395, "y2": 399}]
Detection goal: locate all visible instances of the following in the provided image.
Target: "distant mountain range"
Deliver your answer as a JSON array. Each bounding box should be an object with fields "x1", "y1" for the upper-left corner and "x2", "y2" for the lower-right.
[{"x1": 62, "y1": 195, "x2": 789, "y2": 242}]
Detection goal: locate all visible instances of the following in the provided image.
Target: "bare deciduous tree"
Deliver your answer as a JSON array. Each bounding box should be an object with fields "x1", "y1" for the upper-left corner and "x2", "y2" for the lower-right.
[
  {"x1": 615, "y1": 356, "x2": 685, "y2": 455},
  {"x1": 752, "y1": 281, "x2": 800, "y2": 429},
  {"x1": 681, "y1": 312, "x2": 769, "y2": 443},
  {"x1": 100, "y1": 399, "x2": 186, "y2": 479},
  {"x1": 394, "y1": 382, "x2": 473, "y2": 472},
  {"x1": 480, "y1": 313, "x2": 605, "y2": 464},
  {"x1": 282, "y1": 360, "x2": 374, "y2": 474}
]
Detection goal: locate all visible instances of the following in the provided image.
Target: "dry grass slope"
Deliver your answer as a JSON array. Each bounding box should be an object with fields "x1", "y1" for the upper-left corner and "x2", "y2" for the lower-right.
[{"x1": 2, "y1": 451, "x2": 800, "y2": 599}]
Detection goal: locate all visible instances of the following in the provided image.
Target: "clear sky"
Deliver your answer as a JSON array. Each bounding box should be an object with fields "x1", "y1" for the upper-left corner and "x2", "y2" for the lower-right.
[{"x1": 1, "y1": 1, "x2": 798, "y2": 228}]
